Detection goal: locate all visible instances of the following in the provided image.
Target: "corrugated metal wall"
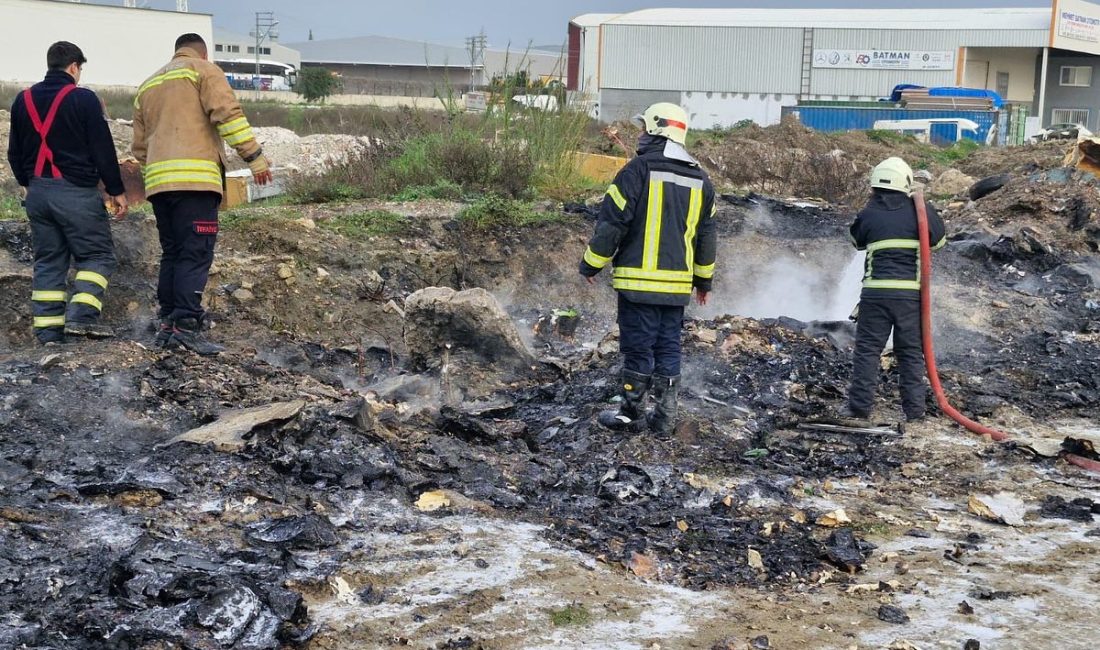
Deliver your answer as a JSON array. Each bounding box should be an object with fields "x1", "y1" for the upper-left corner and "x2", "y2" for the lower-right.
[
  {"x1": 600, "y1": 24, "x2": 804, "y2": 93},
  {"x1": 810, "y1": 29, "x2": 1047, "y2": 97},
  {"x1": 597, "y1": 22, "x2": 1048, "y2": 98}
]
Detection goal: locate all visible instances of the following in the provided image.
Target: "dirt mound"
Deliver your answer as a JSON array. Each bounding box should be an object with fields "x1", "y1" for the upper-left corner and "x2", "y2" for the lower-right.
[
  {"x1": 957, "y1": 140, "x2": 1069, "y2": 179},
  {"x1": 694, "y1": 116, "x2": 958, "y2": 206},
  {"x1": 944, "y1": 167, "x2": 1100, "y2": 257}
]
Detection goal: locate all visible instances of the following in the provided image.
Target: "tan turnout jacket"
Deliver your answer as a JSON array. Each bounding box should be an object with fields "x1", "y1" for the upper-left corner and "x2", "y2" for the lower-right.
[{"x1": 131, "y1": 47, "x2": 261, "y2": 197}]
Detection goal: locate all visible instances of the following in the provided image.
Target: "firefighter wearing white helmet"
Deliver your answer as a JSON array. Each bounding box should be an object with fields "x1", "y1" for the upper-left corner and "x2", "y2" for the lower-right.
[
  {"x1": 839, "y1": 157, "x2": 947, "y2": 423},
  {"x1": 634, "y1": 102, "x2": 690, "y2": 145},
  {"x1": 579, "y1": 102, "x2": 717, "y2": 436},
  {"x1": 869, "y1": 156, "x2": 914, "y2": 195}
]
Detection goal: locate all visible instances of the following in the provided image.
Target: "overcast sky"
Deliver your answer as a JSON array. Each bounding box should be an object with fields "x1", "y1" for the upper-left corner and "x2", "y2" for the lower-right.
[{"x1": 95, "y1": 0, "x2": 1049, "y2": 48}]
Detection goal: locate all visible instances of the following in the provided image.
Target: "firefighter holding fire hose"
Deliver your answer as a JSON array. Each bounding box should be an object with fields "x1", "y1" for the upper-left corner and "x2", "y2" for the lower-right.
[{"x1": 841, "y1": 157, "x2": 947, "y2": 422}]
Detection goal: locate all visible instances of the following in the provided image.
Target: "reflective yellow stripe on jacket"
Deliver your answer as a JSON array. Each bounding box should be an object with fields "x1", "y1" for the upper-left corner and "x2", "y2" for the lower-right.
[
  {"x1": 606, "y1": 184, "x2": 627, "y2": 211},
  {"x1": 684, "y1": 186, "x2": 703, "y2": 273},
  {"x1": 611, "y1": 171, "x2": 704, "y2": 296},
  {"x1": 135, "y1": 68, "x2": 201, "y2": 108},
  {"x1": 144, "y1": 159, "x2": 222, "y2": 192},
  {"x1": 218, "y1": 117, "x2": 256, "y2": 146},
  {"x1": 612, "y1": 267, "x2": 694, "y2": 295},
  {"x1": 611, "y1": 278, "x2": 693, "y2": 294},
  {"x1": 693, "y1": 262, "x2": 715, "y2": 279},
  {"x1": 584, "y1": 246, "x2": 612, "y2": 269},
  {"x1": 864, "y1": 238, "x2": 920, "y2": 291}
]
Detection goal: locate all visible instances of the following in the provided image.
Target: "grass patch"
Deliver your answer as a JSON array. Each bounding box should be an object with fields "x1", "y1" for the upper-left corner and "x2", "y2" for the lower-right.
[
  {"x1": 0, "y1": 194, "x2": 26, "y2": 220},
  {"x1": 219, "y1": 208, "x2": 269, "y2": 231},
  {"x1": 319, "y1": 210, "x2": 407, "y2": 237},
  {"x1": 1, "y1": 83, "x2": 136, "y2": 120},
  {"x1": 457, "y1": 194, "x2": 562, "y2": 229},
  {"x1": 853, "y1": 521, "x2": 892, "y2": 537},
  {"x1": 392, "y1": 180, "x2": 464, "y2": 202},
  {"x1": 865, "y1": 129, "x2": 983, "y2": 169},
  {"x1": 686, "y1": 119, "x2": 756, "y2": 147},
  {"x1": 865, "y1": 129, "x2": 915, "y2": 146},
  {"x1": 549, "y1": 604, "x2": 591, "y2": 627},
  {"x1": 925, "y1": 139, "x2": 981, "y2": 165}
]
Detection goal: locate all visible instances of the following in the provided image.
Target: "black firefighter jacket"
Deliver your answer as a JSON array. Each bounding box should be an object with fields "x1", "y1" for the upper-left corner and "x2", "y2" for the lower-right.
[
  {"x1": 850, "y1": 189, "x2": 947, "y2": 301},
  {"x1": 579, "y1": 138, "x2": 718, "y2": 306}
]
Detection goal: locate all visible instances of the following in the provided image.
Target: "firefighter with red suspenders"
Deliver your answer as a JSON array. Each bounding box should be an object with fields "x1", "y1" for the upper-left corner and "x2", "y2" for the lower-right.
[{"x1": 6, "y1": 41, "x2": 128, "y2": 344}]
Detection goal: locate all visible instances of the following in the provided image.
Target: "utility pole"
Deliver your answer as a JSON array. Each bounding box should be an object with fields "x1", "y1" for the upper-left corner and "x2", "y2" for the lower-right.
[
  {"x1": 250, "y1": 11, "x2": 279, "y2": 89},
  {"x1": 464, "y1": 30, "x2": 487, "y2": 93}
]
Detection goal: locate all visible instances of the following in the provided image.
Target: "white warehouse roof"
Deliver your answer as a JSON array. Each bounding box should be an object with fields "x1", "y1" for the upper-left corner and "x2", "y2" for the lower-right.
[
  {"x1": 570, "y1": 13, "x2": 621, "y2": 27},
  {"x1": 593, "y1": 7, "x2": 1051, "y2": 31}
]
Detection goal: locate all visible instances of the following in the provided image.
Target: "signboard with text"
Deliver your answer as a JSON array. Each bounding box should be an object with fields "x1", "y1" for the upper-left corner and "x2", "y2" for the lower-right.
[
  {"x1": 1052, "y1": 0, "x2": 1100, "y2": 56},
  {"x1": 812, "y1": 49, "x2": 955, "y2": 71}
]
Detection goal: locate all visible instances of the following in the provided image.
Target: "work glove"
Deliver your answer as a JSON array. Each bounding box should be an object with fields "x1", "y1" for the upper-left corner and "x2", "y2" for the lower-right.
[{"x1": 249, "y1": 154, "x2": 273, "y2": 186}]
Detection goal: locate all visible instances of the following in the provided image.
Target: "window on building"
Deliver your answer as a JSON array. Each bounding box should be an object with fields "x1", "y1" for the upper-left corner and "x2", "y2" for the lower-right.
[
  {"x1": 227, "y1": 45, "x2": 240, "y2": 53},
  {"x1": 261, "y1": 47, "x2": 271, "y2": 55},
  {"x1": 1060, "y1": 66, "x2": 1092, "y2": 87},
  {"x1": 996, "y1": 72, "x2": 1009, "y2": 99},
  {"x1": 215, "y1": 44, "x2": 223, "y2": 52},
  {"x1": 1052, "y1": 108, "x2": 1090, "y2": 125},
  {"x1": 247, "y1": 46, "x2": 255, "y2": 54}
]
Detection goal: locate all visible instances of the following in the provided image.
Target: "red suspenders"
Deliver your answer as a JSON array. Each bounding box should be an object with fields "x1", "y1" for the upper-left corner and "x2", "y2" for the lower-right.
[{"x1": 22, "y1": 84, "x2": 78, "y2": 179}]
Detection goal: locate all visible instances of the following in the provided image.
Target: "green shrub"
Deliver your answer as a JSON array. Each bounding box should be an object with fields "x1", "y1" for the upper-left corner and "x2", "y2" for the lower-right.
[
  {"x1": 393, "y1": 180, "x2": 464, "y2": 201},
  {"x1": 380, "y1": 129, "x2": 536, "y2": 199},
  {"x1": 319, "y1": 210, "x2": 407, "y2": 237},
  {"x1": 457, "y1": 194, "x2": 559, "y2": 229}
]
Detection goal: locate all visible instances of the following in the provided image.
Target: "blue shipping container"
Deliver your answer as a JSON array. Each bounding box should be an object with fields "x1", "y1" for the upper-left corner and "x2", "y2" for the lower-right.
[{"x1": 782, "y1": 106, "x2": 998, "y2": 144}]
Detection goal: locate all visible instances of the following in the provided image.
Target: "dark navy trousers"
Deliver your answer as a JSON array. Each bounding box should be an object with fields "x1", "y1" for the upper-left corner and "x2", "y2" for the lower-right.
[
  {"x1": 149, "y1": 191, "x2": 220, "y2": 322},
  {"x1": 25, "y1": 178, "x2": 116, "y2": 340},
  {"x1": 617, "y1": 293, "x2": 684, "y2": 377},
  {"x1": 848, "y1": 298, "x2": 927, "y2": 417}
]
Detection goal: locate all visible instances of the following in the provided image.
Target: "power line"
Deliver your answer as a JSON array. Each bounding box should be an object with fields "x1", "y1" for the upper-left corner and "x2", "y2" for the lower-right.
[
  {"x1": 250, "y1": 11, "x2": 279, "y2": 84},
  {"x1": 464, "y1": 29, "x2": 487, "y2": 93}
]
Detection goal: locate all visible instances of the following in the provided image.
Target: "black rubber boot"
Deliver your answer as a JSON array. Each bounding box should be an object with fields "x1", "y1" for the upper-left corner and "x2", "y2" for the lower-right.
[
  {"x1": 169, "y1": 317, "x2": 224, "y2": 356},
  {"x1": 37, "y1": 328, "x2": 66, "y2": 346},
  {"x1": 597, "y1": 370, "x2": 651, "y2": 431},
  {"x1": 837, "y1": 404, "x2": 871, "y2": 422},
  {"x1": 648, "y1": 375, "x2": 681, "y2": 435},
  {"x1": 64, "y1": 322, "x2": 115, "y2": 338},
  {"x1": 154, "y1": 318, "x2": 173, "y2": 348}
]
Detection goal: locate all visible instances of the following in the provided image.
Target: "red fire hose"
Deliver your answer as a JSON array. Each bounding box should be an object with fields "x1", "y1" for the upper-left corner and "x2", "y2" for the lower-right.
[{"x1": 913, "y1": 191, "x2": 1100, "y2": 474}]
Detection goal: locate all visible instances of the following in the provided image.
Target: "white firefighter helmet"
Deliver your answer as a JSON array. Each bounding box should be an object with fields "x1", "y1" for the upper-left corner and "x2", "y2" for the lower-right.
[
  {"x1": 870, "y1": 156, "x2": 914, "y2": 195},
  {"x1": 633, "y1": 102, "x2": 690, "y2": 145}
]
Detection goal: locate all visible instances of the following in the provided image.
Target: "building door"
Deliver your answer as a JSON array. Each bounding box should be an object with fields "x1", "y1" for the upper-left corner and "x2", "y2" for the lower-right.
[
  {"x1": 965, "y1": 60, "x2": 989, "y2": 88},
  {"x1": 996, "y1": 72, "x2": 1010, "y2": 100}
]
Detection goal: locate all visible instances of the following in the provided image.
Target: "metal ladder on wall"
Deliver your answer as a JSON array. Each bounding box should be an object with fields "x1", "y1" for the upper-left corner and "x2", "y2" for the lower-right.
[{"x1": 800, "y1": 28, "x2": 814, "y2": 100}]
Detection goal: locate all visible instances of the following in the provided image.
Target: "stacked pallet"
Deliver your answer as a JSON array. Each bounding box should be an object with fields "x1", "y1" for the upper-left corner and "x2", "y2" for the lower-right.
[{"x1": 899, "y1": 88, "x2": 993, "y2": 111}]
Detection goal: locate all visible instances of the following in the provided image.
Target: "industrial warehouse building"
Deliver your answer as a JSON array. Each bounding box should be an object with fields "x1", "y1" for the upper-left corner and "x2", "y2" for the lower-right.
[
  {"x1": 569, "y1": 1, "x2": 1100, "y2": 134},
  {"x1": 288, "y1": 36, "x2": 564, "y2": 97},
  {"x1": 0, "y1": 0, "x2": 212, "y2": 88}
]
